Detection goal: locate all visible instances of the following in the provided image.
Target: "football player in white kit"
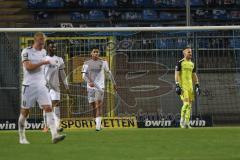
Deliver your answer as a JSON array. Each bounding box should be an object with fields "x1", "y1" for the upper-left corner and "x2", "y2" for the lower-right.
[
  {"x1": 18, "y1": 32, "x2": 66, "y2": 144},
  {"x1": 82, "y1": 48, "x2": 117, "y2": 131},
  {"x1": 43, "y1": 41, "x2": 70, "y2": 132}
]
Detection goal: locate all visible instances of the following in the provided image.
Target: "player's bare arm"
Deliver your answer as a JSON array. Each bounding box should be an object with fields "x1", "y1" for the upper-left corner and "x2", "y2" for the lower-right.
[
  {"x1": 23, "y1": 60, "x2": 50, "y2": 71},
  {"x1": 192, "y1": 72, "x2": 199, "y2": 84},
  {"x1": 103, "y1": 61, "x2": 117, "y2": 91},
  {"x1": 59, "y1": 69, "x2": 70, "y2": 91},
  {"x1": 175, "y1": 70, "x2": 180, "y2": 83},
  {"x1": 81, "y1": 64, "x2": 95, "y2": 87}
]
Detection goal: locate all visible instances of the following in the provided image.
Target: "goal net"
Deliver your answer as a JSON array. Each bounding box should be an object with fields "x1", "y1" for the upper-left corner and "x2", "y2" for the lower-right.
[{"x1": 0, "y1": 26, "x2": 240, "y2": 126}]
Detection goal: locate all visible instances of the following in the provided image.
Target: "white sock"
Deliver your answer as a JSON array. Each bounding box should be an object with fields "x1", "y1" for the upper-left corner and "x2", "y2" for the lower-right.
[
  {"x1": 95, "y1": 117, "x2": 99, "y2": 129},
  {"x1": 99, "y1": 117, "x2": 102, "y2": 129},
  {"x1": 54, "y1": 107, "x2": 60, "y2": 128},
  {"x1": 96, "y1": 117, "x2": 102, "y2": 130},
  {"x1": 43, "y1": 110, "x2": 47, "y2": 128},
  {"x1": 46, "y1": 112, "x2": 58, "y2": 139},
  {"x1": 18, "y1": 114, "x2": 27, "y2": 140}
]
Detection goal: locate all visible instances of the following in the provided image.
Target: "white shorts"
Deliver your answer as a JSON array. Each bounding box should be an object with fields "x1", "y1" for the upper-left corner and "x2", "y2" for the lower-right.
[
  {"x1": 87, "y1": 88, "x2": 104, "y2": 103},
  {"x1": 49, "y1": 89, "x2": 60, "y2": 101},
  {"x1": 21, "y1": 85, "x2": 52, "y2": 109}
]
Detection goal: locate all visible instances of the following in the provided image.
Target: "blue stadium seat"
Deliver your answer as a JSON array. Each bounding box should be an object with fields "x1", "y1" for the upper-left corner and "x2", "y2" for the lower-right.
[
  {"x1": 71, "y1": 12, "x2": 88, "y2": 21},
  {"x1": 99, "y1": 0, "x2": 116, "y2": 7},
  {"x1": 46, "y1": 0, "x2": 64, "y2": 8},
  {"x1": 117, "y1": 0, "x2": 132, "y2": 7},
  {"x1": 89, "y1": 10, "x2": 106, "y2": 20},
  {"x1": 150, "y1": 23, "x2": 162, "y2": 27},
  {"x1": 83, "y1": 0, "x2": 99, "y2": 7},
  {"x1": 230, "y1": 38, "x2": 240, "y2": 48},
  {"x1": 154, "y1": 0, "x2": 184, "y2": 7},
  {"x1": 191, "y1": 0, "x2": 204, "y2": 6},
  {"x1": 132, "y1": 0, "x2": 153, "y2": 7},
  {"x1": 27, "y1": 0, "x2": 45, "y2": 8},
  {"x1": 212, "y1": 9, "x2": 227, "y2": 19},
  {"x1": 122, "y1": 12, "x2": 142, "y2": 20},
  {"x1": 177, "y1": 39, "x2": 187, "y2": 48},
  {"x1": 143, "y1": 10, "x2": 158, "y2": 20},
  {"x1": 159, "y1": 12, "x2": 178, "y2": 20},
  {"x1": 198, "y1": 39, "x2": 208, "y2": 48},
  {"x1": 156, "y1": 39, "x2": 166, "y2": 49},
  {"x1": 195, "y1": 9, "x2": 211, "y2": 18},
  {"x1": 156, "y1": 38, "x2": 186, "y2": 49},
  {"x1": 64, "y1": 0, "x2": 80, "y2": 8}
]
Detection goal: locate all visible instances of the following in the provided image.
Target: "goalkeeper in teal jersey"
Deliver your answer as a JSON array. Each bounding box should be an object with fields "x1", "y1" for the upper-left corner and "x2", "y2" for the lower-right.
[{"x1": 175, "y1": 46, "x2": 201, "y2": 128}]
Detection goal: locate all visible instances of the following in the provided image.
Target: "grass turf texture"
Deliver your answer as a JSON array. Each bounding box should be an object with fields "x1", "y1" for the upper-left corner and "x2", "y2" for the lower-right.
[{"x1": 0, "y1": 127, "x2": 240, "y2": 160}]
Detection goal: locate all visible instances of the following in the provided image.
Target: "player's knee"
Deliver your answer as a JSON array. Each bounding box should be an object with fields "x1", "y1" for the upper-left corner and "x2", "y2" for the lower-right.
[
  {"x1": 52, "y1": 100, "x2": 59, "y2": 107},
  {"x1": 96, "y1": 100, "x2": 102, "y2": 106},
  {"x1": 95, "y1": 103, "x2": 102, "y2": 109},
  {"x1": 20, "y1": 109, "x2": 29, "y2": 117},
  {"x1": 183, "y1": 101, "x2": 190, "y2": 106},
  {"x1": 43, "y1": 105, "x2": 53, "y2": 112}
]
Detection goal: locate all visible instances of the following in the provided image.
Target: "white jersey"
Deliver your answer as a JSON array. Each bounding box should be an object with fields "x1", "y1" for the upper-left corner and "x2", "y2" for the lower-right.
[
  {"x1": 44, "y1": 55, "x2": 65, "y2": 91},
  {"x1": 21, "y1": 47, "x2": 47, "y2": 86},
  {"x1": 82, "y1": 59, "x2": 110, "y2": 90}
]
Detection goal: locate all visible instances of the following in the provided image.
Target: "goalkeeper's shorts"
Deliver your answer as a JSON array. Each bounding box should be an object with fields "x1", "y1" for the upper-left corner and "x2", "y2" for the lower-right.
[{"x1": 180, "y1": 88, "x2": 194, "y2": 102}]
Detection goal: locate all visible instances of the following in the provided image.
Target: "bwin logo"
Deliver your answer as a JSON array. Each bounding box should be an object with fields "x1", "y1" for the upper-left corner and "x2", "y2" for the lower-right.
[
  {"x1": 189, "y1": 118, "x2": 206, "y2": 127},
  {"x1": 25, "y1": 122, "x2": 44, "y2": 129},
  {"x1": 145, "y1": 119, "x2": 172, "y2": 127},
  {"x1": 0, "y1": 121, "x2": 16, "y2": 130}
]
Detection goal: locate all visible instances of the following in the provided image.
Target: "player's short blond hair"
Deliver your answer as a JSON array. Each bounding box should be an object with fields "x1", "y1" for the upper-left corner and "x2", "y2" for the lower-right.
[{"x1": 34, "y1": 32, "x2": 47, "y2": 41}]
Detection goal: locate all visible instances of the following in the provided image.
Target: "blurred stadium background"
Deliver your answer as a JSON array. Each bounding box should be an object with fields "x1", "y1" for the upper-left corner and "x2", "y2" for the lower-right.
[{"x1": 0, "y1": 0, "x2": 240, "y2": 130}]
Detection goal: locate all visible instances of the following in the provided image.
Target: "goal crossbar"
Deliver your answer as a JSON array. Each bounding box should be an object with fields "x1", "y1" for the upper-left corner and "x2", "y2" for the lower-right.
[{"x1": 1, "y1": 26, "x2": 240, "y2": 32}]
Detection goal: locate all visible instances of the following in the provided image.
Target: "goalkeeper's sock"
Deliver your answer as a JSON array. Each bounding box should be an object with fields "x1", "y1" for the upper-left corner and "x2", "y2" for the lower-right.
[
  {"x1": 18, "y1": 114, "x2": 27, "y2": 140},
  {"x1": 46, "y1": 112, "x2": 58, "y2": 138},
  {"x1": 54, "y1": 107, "x2": 61, "y2": 128},
  {"x1": 180, "y1": 102, "x2": 189, "y2": 127},
  {"x1": 185, "y1": 104, "x2": 192, "y2": 127}
]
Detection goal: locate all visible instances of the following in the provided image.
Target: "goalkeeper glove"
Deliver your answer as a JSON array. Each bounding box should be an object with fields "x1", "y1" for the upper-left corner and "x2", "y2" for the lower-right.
[
  {"x1": 175, "y1": 83, "x2": 182, "y2": 95},
  {"x1": 195, "y1": 83, "x2": 201, "y2": 96}
]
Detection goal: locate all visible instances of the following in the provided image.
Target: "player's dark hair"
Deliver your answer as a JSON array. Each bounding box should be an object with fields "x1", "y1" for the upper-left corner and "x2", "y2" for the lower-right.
[{"x1": 47, "y1": 40, "x2": 55, "y2": 46}]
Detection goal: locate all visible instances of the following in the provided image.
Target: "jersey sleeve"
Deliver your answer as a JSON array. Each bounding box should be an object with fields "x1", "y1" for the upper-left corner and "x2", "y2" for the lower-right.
[
  {"x1": 81, "y1": 62, "x2": 90, "y2": 83},
  {"x1": 21, "y1": 49, "x2": 29, "y2": 62},
  {"x1": 81, "y1": 62, "x2": 88, "y2": 74},
  {"x1": 59, "y1": 57, "x2": 65, "y2": 70},
  {"x1": 103, "y1": 60, "x2": 116, "y2": 85},
  {"x1": 175, "y1": 61, "x2": 182, "y2": 71},
  {"x1": 192, "y1": 63, "x2": 196, "y2": 73},
  {"x1": 103, "y1": 60, "x2": 110, "y2": 72}
]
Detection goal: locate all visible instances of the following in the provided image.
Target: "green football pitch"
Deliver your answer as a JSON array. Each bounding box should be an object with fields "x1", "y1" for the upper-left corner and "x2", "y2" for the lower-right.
[{"x1": 0, "y1": 127, "x2": 240, "y2": 160}]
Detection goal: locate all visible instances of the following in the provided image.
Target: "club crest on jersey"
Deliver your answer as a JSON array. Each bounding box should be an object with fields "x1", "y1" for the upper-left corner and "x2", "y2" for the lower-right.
[{"x1": 23, "y1": 52, "x2": 28, "y2": 58}]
